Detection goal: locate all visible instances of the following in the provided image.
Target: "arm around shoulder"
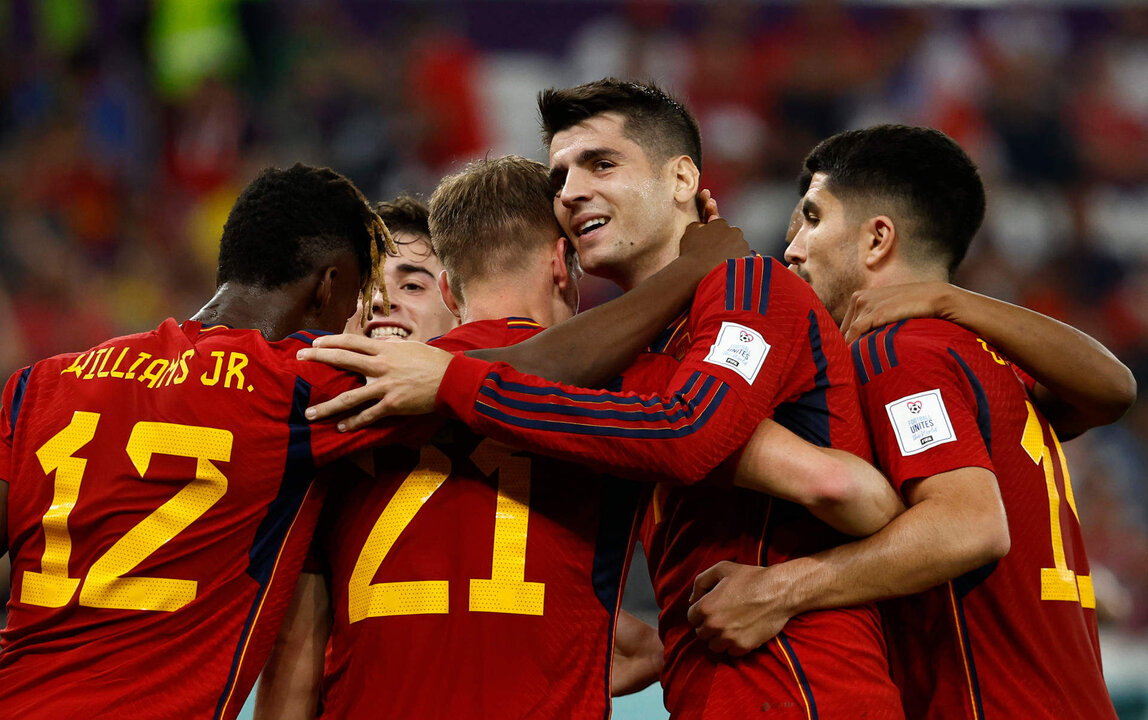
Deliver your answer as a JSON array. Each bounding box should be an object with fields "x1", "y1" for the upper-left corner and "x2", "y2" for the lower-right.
[
  {"x1": 843, "y1": 283, "x2": 1136, "y2": 439},
  {"x1": 733, "y1": 419, "x2": 904, "y2": 536}
]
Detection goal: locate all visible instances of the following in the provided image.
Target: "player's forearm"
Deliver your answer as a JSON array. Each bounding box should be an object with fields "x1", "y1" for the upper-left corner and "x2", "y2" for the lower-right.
[
  {"x1": 253, "y1": 574, "x2": 329, "y2": 720},
  {"x1": 611, "y1": 610, "x2": 664, "y2": 696},
  {"x1": 466, "y1": 253, "x2": 707, "y2": 387},
  {"x1": 803, "y1": 450, "x2": 905, "y2": 537},
  {"x1": 940, "y1": 286, "x2": 1136, "y2": 437},
  {"x1": 733, "y1": 421, "x2": 903, "y2": 536},
  {"x1": 779, "y1": 488, "x2": 1008, "y2": 615}
]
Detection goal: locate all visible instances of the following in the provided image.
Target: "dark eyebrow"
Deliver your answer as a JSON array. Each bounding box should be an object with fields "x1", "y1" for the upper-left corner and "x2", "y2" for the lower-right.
[
  {"x1": 802, "y1": 197, "x2": 820, "y2": 216},
  {"x1": 575, "y1": 147, "x2": 624, "y2": 166},
  {"x1": 395, "y1": 263, "x2": 437, "y2": 281}
]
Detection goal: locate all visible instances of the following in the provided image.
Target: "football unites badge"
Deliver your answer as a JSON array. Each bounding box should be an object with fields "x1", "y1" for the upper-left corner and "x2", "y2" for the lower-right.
[
  {"x1": 704, "y1": 321, "x2": 770, "y2": 384},
  {"x1": 885, "y1": 389, "x2": 956, "y2": 456}
]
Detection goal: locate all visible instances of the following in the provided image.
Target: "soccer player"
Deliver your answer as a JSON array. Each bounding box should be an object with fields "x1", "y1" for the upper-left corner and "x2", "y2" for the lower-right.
[
  {"x1": 687, "y1": 125, "x2": 1133, "y2": 719},
  {"x1": 355, "y1": 196, "x2": 459, "y2": 343},
  {"x1": 303, "y1": 80, "x2": 906, "y2": 718},
  {"x1": 0, "y1": 164, "x2": 413, "y2": 719},
  {"x1": 262, "y1": 156, "x2": 738, "y2": 719}
]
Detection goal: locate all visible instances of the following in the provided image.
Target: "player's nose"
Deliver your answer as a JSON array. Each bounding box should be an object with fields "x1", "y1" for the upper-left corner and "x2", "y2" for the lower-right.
[
  {"x1": 557, "y1": 169, "x2": 592, "y2": 208},
  {"x1": 783, "y1": 237, "x2": 806, "y2": 265}
]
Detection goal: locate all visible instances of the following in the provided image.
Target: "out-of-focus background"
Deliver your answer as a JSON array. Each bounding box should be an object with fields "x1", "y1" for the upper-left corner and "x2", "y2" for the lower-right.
[{"x1": 1, "y1": 1, "x2": 1145, "y2": 717}]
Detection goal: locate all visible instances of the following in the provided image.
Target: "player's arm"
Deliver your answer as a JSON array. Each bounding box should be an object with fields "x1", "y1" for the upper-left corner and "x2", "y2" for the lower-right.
[
  {"x1": 467, "y1": 218, "x2": 748, "y2": 387},
  {"x1": 428, "y1": 259, "x2": 816, "y2": 484},
  {"x1": 734, "y1": 419, "x2": 904, "y2": 536},
  {"x1": 611, "y1": 610, "x2": 663, "y2": 696},
  {"x1": 302, "y1": 258, "x2": 811, "y2": 485},
  {"x1": 254, "y1": 573, "x2": 330, "y2": 720},
  {"x1": 687, "y1": 465, "x2": 1009, "y2": 655},
  {"x1": 841, "y1": 282, "x2": 1136, "y2": 439}
]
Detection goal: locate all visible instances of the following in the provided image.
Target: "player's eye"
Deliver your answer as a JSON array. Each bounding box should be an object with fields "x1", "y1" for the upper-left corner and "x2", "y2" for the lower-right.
[
  {"x1": 549, "y1": 173, "x2": 566, "y2": 196},
  {"x1": 593, "y1": 160, "x2": 615, "y2": 172}
]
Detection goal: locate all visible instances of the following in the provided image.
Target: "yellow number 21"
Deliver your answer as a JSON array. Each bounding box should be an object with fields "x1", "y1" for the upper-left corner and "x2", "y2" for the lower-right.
[
  {"x1": 348, "y1": 439, "x2": 545, "y2": 623},
  {"x1": 22, "y1": 411, "x2": 231, "y2": 612},
  {"x1": 1019, "y1": 400, "x2": 1094, "y2": 609}
]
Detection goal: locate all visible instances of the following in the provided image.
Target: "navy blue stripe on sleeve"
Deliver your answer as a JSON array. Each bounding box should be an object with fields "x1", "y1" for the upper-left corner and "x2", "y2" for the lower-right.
[
  {"x1": 758, "y1": 258, "x2": 773, "y2": 316},
  {"x1": 867, "y1": 331, "x2": 884, "y2": 376},
  {"x1": 884, "y1": 320, "x2": 907, "y2": 368},
  {"x1": 851, "y1": 339, "x2": 871, "y2": 386},
  {"x1": 948, "y1": 348, "x2": 992, "y2": 458},
  {"x1": 742, "y1": 257, "x2": 756, "y2": 312},
  {"x1": 9, "y1": 366, "x2": 32, "y2": 432},
  {"x1": 725, "y1": 259, "x2": 737, "y2": 311},
  {"x1": 474, "y1": 376, "x2": 730, "y2": 440}
]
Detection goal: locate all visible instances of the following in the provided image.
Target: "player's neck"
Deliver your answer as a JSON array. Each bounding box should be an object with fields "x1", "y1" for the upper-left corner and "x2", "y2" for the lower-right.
[
  {"x1": 191, "y1": 283, "x2": 311, "y2": 341},
  {"x1": 868, "y1": 259, "x2": 949, "y2": 290},
  {"x1": 459, "y1": 289, "x2": 558, "y2": 329}
]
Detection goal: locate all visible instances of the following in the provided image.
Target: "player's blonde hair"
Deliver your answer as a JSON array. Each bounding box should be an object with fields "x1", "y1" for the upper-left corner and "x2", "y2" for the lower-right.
[{"x1": 428, "y1": 155, "x2": 562, "y2": 303}]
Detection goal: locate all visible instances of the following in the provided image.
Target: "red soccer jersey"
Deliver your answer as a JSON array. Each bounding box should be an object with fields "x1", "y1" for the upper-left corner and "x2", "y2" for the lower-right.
[
  {"x1": 0, "y1": 319, "x2": 418, "y2": 720},
  {"x1": 313, "y1": 318, "x2": 643, "y2": 719},
  {"x1": 436, "y1": 258, "x2": 903, "y2": 719},
  {"x1": 853, "y1": 318, "x2": 1117, "y2": 720}
]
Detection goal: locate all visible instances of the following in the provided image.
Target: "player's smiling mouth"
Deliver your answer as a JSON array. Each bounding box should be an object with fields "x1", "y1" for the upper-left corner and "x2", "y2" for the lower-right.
[
  {"x1": 575, "y1": 216, "x2": 610, "y2": 238},
  {"x1": 368, "y1": 324, "x2": 410, "y2": 339}
]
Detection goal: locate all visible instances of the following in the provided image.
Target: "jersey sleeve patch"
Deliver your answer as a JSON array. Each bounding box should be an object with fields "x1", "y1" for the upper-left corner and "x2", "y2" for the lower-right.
[
  {"x1": 884, "y1": 388, "x2": 956, "y2": 456},
  {"x1": 703, "y1": 321, "x2": 770, "y2": 385}
]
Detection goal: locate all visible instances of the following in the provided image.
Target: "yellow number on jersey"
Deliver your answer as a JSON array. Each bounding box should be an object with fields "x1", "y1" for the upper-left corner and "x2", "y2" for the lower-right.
[
  {"x1": 348, "y1": 446, "x2": 451, "y2": 622},
  {"x1": 22, "y1": 412, "x2": 231, "y2": 612},
  {"x1": 469, "y1": 439, "x2": 544, "y2": 616},
  {"x1": 1020, "y1": 400, "x2": 1094, "y2": 608},
  {"x1": 348, "y1": 440, "x2": 544, "y2": 623}
]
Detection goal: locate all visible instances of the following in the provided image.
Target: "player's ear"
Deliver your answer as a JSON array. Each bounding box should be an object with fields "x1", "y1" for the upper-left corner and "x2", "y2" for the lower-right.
[
  {"x1": 552, "y1": 235, "x2": 584, "y2": 289},
  {"x1": 863, "y1": 215, "x2": 897, "y2": 269},
  {"x1": 670, "y1": 156, "x2": 701, "y2": 207},
  {"x1": 550, "y1": 236, "x2": 570, "y2": 288},
  {"x1": 312, "y1": 265, "x2": 337, "y2": 309},
  {"x1": 437, "y1": 270, "x2": 462, "y2": 319}
]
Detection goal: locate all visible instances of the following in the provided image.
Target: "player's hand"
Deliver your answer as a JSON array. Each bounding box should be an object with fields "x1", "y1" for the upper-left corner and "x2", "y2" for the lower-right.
[
  {"x1": 296, "y1": 334, "x2": 452, "y2": 430},
  {"x1": 696, "y1": 188, "x2": 721, "y2": 222},
  {"x1": 840, "y1": 282, "x2": 960, "y2": 343},
  {"x1": 678, "y1": 219, "x2": 750, "y2": 273},
  {"x1": 686, "y1": 561, "x2": 796, "y2": 656}
]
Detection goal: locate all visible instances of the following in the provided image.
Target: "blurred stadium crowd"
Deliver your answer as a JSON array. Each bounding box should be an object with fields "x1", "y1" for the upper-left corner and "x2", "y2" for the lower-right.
[{"x1": 1, "y1": 0, "x2": 1146, "y2": 655}]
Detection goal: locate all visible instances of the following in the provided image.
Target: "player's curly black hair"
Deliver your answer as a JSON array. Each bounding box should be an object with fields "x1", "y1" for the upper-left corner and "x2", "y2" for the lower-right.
[
  {"x1": 801, "y1": 125, "x2": 985, "y2": 276},
  {"x1": 538, "y1": 78, "x2": 702, "y2": 170},
  {"x1": 217, "y1": 163, "x2": 395, "y2": 325}
]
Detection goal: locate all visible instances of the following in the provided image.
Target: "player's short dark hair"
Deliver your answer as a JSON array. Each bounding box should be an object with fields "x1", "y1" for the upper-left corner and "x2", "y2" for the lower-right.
[
  {"x1": 217, "y1": 163, "x2": 394, "y2": 325},
  {"x1": 539, "y1": 78, "x2": 702, "y2": 170},
  {"x1": 429, "y1": 155, "x2": 562, "y2": 302},
  {"x1": 375, "y1": 195, "x2": 431, "y2": 241},
  {"x1": 218, "y1": 163, "x2": 389, "y2": 289},
  {"x1": 801, "y1": 125, "x2": 985, "y2": 274}
]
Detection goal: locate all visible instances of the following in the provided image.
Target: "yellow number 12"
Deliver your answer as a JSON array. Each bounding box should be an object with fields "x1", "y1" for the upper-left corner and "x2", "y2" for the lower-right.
[
  {"x1": 23, "y1": 411, "x2": 231, "y2": 612},
  {"x1": 1020, "y1": 401, "x2": 1094, "y2": 608}
]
